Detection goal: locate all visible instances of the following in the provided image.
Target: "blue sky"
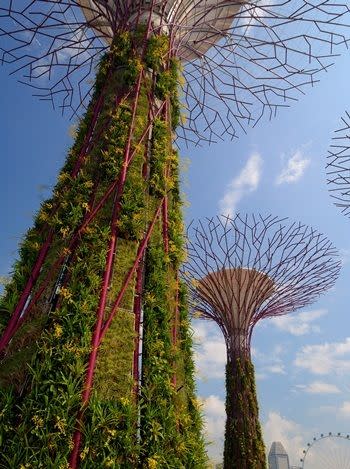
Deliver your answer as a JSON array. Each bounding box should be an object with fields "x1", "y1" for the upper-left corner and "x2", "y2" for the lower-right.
[
  {"x1": 1, "y1": 47, "x2": 350, "y2": 467},
  {"x1": 184, "y1": 51, "x2": 350, "y2": 466}
]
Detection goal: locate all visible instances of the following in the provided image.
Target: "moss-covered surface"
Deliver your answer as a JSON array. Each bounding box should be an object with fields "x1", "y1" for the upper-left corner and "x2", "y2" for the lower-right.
[
  {"x1": 224, "y1": 356, "x2": 266, "y2": 469},
  {"x1": 0, "y1": 30, "x2": 206, "y2": 468},
  {"x1": 139, "y1": 88, "x2": 207, "y2": 466}
]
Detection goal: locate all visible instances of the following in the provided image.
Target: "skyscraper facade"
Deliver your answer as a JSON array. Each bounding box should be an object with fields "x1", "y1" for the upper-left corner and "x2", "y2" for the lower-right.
[{"x1": 269, "y1": 441, "x2": 290, "y2": 469}]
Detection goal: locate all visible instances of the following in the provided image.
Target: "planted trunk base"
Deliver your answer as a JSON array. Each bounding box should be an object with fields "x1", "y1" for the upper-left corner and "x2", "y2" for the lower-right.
[{"x1": 224, "y1": 355, "x2": 266, "y2": 469}]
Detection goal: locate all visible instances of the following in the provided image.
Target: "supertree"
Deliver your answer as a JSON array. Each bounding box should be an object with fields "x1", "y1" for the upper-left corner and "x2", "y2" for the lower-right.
[
  {"x1": 0, "y1": 19, "x2": 207, "y2": 469},
  {"x1": 0, "y1": 1, "x2": 349, "y2": 468},
  {"x1": 184, "y1": 215, "x2": 340, "y2": 469},
  {"x1": 326, "y1": 111, "x2": 350, "y2": 217}
]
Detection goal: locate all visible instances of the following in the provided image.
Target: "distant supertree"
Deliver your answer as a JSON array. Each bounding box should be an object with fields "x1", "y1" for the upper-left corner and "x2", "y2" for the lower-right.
[
  {"x1": 326, "y1": 111, "x2": 350, "y2": 217},
  {"x1": 0, "y1": 1, "x2": 349, "y2": 467},
  {"x1": 184, "y1": 215, "x2": 340, "y2": 469}
]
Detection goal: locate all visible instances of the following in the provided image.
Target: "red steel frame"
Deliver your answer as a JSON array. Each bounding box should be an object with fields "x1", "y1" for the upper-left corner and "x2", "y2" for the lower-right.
[
  {"x1": 0, "y1": 94, "x2": 167, "y2": 354},
  {"x1": 0, "y1": 70, "x2": 115, "y2": 353},
  {"x1": 0, "y1": 9, "x2": 179, "y2": 467},
  {"x1": 69, "y1": 8, "x2": 172, "y2": 465},
  {"x1": 69, "y1": 199, "x2": 163, "y2": 468}
]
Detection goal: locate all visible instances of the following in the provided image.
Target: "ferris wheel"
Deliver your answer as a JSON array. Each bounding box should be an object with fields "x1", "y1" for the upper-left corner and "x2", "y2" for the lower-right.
[{"x1": 301, "y1": 432, "x2": 350, "y2": 469}]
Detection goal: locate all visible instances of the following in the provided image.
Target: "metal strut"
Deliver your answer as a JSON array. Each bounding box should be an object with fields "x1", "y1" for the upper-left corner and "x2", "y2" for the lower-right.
[
  {"x1": 0, "y1": 84, "x2": 108, "y2": 353},
  {"x1": 68, "y1": 198, "x2": 164, "y2": 468},
  {"x1": 0, "y1": 98, "x2": 167, "y2": 354}
]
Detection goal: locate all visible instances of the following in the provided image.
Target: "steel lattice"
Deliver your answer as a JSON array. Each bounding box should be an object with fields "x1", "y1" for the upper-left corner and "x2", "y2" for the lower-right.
[
  {"x1": 1, "y1": 0, "x2": 350, "y2": 143},
  {"x1": 183, "y1": 214, "x2": 340, "y2": 352},
  {"x1": 326, "y1": 111, "x2": 350, "y2": 218}
]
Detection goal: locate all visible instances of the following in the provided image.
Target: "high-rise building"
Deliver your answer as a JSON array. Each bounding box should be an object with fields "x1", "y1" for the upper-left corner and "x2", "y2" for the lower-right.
[{"x1": 268, "y1": 441, "x2": 290, "y2": 469}]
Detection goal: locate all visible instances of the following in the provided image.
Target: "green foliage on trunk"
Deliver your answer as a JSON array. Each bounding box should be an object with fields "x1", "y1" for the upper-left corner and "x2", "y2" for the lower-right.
[
  {"x1": 0, "y1": 30, "x2": 206, "y2": 468},
  {"x1": 224, "y1": 356, "x2": 266, "y2": 469}
]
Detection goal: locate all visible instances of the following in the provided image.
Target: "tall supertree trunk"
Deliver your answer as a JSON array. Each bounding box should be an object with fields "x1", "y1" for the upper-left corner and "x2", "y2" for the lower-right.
[
  {"x1": 224, "y1": 351, "x2": 266, "y2": 469},
  {"x1": 0, "y1": 30, "x2": 206, "y2": 468}
]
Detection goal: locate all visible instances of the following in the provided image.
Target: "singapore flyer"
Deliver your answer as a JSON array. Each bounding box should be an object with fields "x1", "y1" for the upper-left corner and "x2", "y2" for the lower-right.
[{"x1": 301, "y1": 433, "x2": 350, "y2": 469}]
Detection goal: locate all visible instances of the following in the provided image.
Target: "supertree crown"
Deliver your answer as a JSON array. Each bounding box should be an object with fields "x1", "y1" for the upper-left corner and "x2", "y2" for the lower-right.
[
  {"x1": 184, "y1": 214, "x2": 341, "y2": 351},
  {"x1": 326, "y1": 111, "x2": 350, "y2": 217},
  {"x1": 1, "y1": 0, "x2": 350, "y2": 143}
]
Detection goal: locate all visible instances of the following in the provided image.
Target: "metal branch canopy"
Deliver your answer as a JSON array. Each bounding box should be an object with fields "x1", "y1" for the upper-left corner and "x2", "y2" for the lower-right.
[
  {"x1": 327, "y1": 111, "x2": 350, "y2": 218},
  {"x1": 1, "y1": 0, "x2": 350, "y2": 142},
  {"x1": 184, "y1": 214, "x2": 340, "y2": 352},
  {"x1": 0, "y1": 0, "x2": 348, "y2": 467}
]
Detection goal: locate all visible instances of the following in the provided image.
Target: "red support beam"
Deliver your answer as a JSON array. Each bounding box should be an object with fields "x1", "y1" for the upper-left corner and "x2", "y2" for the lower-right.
[
  {"x1": 71, "y1": 89, "x2": 105, "y2": 177},
  {"x1": 0, "y1": 84, "x2": 108, "y2": 352},
  {"x1": 0, "y1": 98, "x2": 166, "y2": 352},
  {"x1": 69, "y1": 199, "x2": 163, "y2": 468},
  {"x1": 69, "y1": 70, "x2": 143, "y2": 469},
  {"x1": 69, "y1": 66, "x2": 149, "y2": 468},
  {"x1": 99, "y1": 200, "x2": 163, "y2": 344},
  {"x1": 162, "y1": 99, "x2": 171, "y2": 253},
  {"x1": 0, "y1": 231, "x2": 53, "y2": 353}
]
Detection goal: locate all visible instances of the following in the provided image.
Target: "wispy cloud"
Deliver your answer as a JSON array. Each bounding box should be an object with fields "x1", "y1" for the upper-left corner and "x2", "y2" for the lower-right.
[
  {"x1": 339, "y1": 248, "x2": 350, "y2": 266},
  {"x1": 294, "y1": 338, "x2": 350, "y2": 375},
  {"x1": 276, "y1": 150, "x2": 310, "y2": 185},
  {"x1": 312, "y1": 401, "x2": 350, "y2": 418},
  {"x1": 295, "y1": 381, "x2": 341, "y2": 394},
  {"x1": 218, "y1": 152, "x2": 262, "y2": 216},
  {"x1": 269, "y1": 309, "x2": 327, "y2": 336},
  {"x1": 264, "y1": 364, "x2": 286, "y2": 375},
  {"x1": 201, "y1": 394, "x2": 226, "y2": 462},
  {"x1": 193, "y1": 323, "x2": 226, "y2": 380},
  {"x1": 252, "y1": 344, "x2": 286, "y2": 377},
  {"x1": 340, "y1": 401, "x2": 350, "y2": 417}
]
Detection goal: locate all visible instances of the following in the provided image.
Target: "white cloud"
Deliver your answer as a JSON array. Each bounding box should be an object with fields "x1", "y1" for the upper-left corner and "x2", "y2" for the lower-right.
[
  {"x1": 253, "y1": 345, "x2": 286, "y2": 377},
  {"x1": 294, "y1": 338, "x2": 350, "y2": 375},
  {"x1": 339, "y1": 401, "x2": 350, "y2": 417},
  {"x1": 218, "y1": 152, "x2": 262, "y2": 216},
  {"x1": 313, "y1": 401, "x2": 350, "y2": 418},
  {"x1": 202, "y1": 395, "x2": 226, "y2": 435},
  {"x1": 193, "y1": 322, "x2": 226, "y2": 380},
  {"x1": 276, "y1": 150, "x2": 310, "y2": 185},
  {"x1": 296, "y1": 381, "x2": 341, "y2": 394},
  {"x1": 265, "y1": 364, "x2": 286, "y2": 375},
  {"x1": 263, "y1": 412, "x2": 305, "y2": 466},
  {"x1": 339, "y1": 248, "x2": 350, "y2": 266},
  {"x1": 269, "y1": 309, "x2": 327, "y2": 336},
  {"x1": 201, "y1": 395, "x2": 226, "y2": 462}
]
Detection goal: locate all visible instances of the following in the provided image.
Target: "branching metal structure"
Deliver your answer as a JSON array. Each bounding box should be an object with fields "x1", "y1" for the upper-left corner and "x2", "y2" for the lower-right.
[
  {"x1": 1, "y1": 0, "x2": 350, "y2": 143},
  {"x1": 326, "y1": 111, "x2": 350, "y2": 217},
  {"x1": 0, "y1": 0, "x2": 349, "y2": 467},
  {"x1": 184, "y1": 214, "x2": 340, "y2": 469}
]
